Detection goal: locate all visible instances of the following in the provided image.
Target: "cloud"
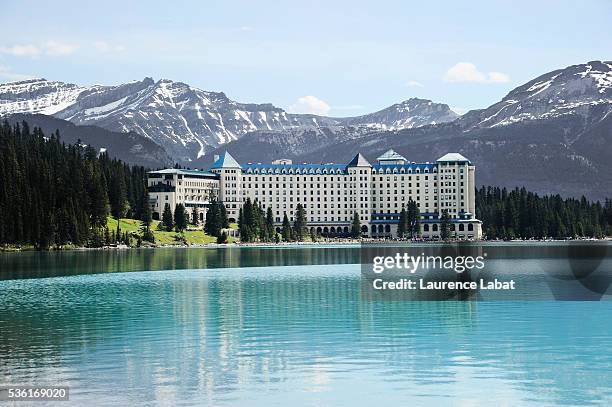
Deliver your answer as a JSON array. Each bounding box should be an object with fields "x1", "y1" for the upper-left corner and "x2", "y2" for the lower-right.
[
  {"x1": 45, "y1": 40, "x2": 79, "y2": 56},
  {"x1": 405, "y1": 80, "x2": 424, "y2": 88},
  {"x1": 0, "y1": 41, "x2": 78, "y2": 57},
  {"x1": 240, "y1": 26, "x2": 253, "y2": 32},
  {"x1": 288, "y1": 95, "x2": 331, "y2": 116},
  {"x1": 0, "y1": 65, "x2": 34, "y2": 82},
  {"x1": 444, "y1": 62, "x2": 510, "y2": 84},
  {"x1": 487, "y1": 71, "x2": 511, "y2": 83},
  {"x1": 0, "y1": 44, "x2": 41, "y2": 57},
  {"x1": 93, "y1": 41, "x2": 126, "y2": 53}
]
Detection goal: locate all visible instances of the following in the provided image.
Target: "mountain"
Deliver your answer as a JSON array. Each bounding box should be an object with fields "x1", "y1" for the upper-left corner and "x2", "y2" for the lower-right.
[
  {"x1": 342, "y1": 98, "x2": 458, "y2": 129},
  {"x1": 2, "y1": 113, "x2": 173, "y2": 168},
  {"x1": 460, "y1": 60, "x2": 612, "y2": 129},
  {"x1": 0, "y1": 79, "x2": 86, "y2": 115},
  {"x1": 206, "y1": 61, "x2": 612, "y2": 200},
  {"x1": 0, "y1": 78, "x2": 458, "y2": 162}
]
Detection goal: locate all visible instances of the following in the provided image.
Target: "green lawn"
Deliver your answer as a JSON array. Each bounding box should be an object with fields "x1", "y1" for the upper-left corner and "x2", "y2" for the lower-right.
[
  {"x1": 107, "y1": 217, "x2": 235, "y2": 246},
  {"x1": 107, "y1": 217, "x2": 143, "y2": 234}
]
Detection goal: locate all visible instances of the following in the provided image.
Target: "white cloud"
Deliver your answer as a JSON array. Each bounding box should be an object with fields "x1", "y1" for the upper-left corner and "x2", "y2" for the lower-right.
[
  {"x1": 93, "y1": 41, "x2": 126, "y2": 53},
  {"x1": 288, "y1": 95, "x2": 331, "y2": 116},
  {"x1": 0, "y1": 44, "x2": 41, "y2": 57},
  {"x1": 0, "y1": 66, "x2": 34, "y2": 82},
  {"x1": 444, "y1": 62, "x2": 510, "y2": 84},
  {"x1": 405, "y1": 80, "x2": 424, "y2": 87},
  {"x1": 487, "y1": 71, "x2": 511, "y2": 83},
  {"x1": 45, "y1": 40, "x2": 79, "y2": 56},
  {"x1": 240, "y1": 26, "x2": 253, "y2": 32},
  {"x1": 0, "y1": 41, "x2": 79, "y2": 57}
]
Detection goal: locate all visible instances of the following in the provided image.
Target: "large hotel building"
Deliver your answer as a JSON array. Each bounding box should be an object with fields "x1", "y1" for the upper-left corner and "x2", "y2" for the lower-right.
[{"x1": 148, "y1": 150, "x2": 482, "y2": 239}]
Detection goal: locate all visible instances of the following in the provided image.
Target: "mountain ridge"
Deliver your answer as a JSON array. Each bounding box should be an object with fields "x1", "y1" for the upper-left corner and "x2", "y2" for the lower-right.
[{"x1": 0, "y1": 77, "x2": 458, "y2": 162}]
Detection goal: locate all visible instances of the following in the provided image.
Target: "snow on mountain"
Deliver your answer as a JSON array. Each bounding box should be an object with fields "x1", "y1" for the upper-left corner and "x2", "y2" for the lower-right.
[
  {"x1": 343, "y1": 98, "x2": 458, "y2": 129},
  {"x1": 0, "y1": 77, "x2": 458, "y2": 162},
  {"x1": 0, "y1": 78, "x2": 86, "y2": 115},
  {"x1": 465, "y1": 61, "x2": 612, "y2": 129}
]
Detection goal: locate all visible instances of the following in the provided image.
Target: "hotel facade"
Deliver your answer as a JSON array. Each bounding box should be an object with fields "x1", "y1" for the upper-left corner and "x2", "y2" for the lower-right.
[{"x1": 148, "y1": 150, "x2": 482, "y2": 239}]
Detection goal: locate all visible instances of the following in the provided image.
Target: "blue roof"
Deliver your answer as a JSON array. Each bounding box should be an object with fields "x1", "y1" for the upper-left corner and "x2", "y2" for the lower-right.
[
  {"x1": 211, "y1": 151, "x2": 241, "y2": 169},
  {"x1": 372, "y1": 163, "x2": 437, "y2": 172},
  {"x1": 347, "y1": 153, "x2": 371, "y2": 167},
  {"x1": 242, "y1": 163, "x2": 349, "y2": 174}
]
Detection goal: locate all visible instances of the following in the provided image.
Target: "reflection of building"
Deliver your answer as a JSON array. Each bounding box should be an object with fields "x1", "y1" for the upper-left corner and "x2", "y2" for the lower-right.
[
  {"x1": 147, "y1": 169, "x2": 219, "y2": 223},
  {"x1": 148, "y1": 150, "x2": 482, "y2": 239}
]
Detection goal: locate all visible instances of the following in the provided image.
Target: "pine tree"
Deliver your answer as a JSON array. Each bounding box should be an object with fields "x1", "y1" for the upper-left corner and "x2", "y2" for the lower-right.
[
  {"x1": 219, "y1": 204, "x2": 229, "y2": 228},
  {"x1": 398, "y1": 208, "x2": 407, "y2": 238},
  {"x1": 191, "y1": 207, "x2": 199, "y2": 225},
  {"x1": 281, "y1": 213, "x2": 293, "y2": 242},
  {"x1": 408, "y1": 200, "x2": 421, "y2": 238},
  {"x1": 141, "y1": 189, "x2": 154, "y2": 243},
  {"x1": 293, "y1": 203, "x2": 307, "y2": 241},
  {"x1": 174, "y1": 203, "x2": 187, "y2": 232},
  {"x1": 217, "y1": 231, "x2": 228, "y2": 244},
  {"x1": 254, "y1": 201, "x2": 266, "y2": 241},
  {"x1": 104, "y1": 227, "x2": 111, "y2": 245},
  {"x1": 205, "y1": 202, "x2": 219, "y2": 236},
  {"x1": 88, "y1": 166, "x2": 110, "y2": 229},
  {"x1": 239, "y1": 199, "x2": 261, "y2": 242},
  {"x1": 440, "y1": 210, "x2": 451, "y2": 241},
  {"x1": 266, "y1": 206, "x2": 274, "y2": 242},
  {"x1": 351, "y1": 212, "x2": 361, "y2": 238},
  {"x1": 162, "y1": 203, "x2": 174, "y2": 232}
]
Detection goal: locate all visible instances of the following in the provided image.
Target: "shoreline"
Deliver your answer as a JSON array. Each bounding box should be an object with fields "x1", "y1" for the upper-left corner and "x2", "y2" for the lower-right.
[{"x1": 2, "y1": 237, "x2": 611, "y2": 252}]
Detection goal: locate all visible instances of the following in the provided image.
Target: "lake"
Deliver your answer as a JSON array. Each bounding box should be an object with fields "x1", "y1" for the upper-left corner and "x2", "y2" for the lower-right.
[{"x1": 1, "y1": 244, "x2": 612, "y2": 406}]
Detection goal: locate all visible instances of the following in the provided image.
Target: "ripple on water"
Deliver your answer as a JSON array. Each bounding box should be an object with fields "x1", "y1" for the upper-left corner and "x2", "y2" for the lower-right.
[{"x1": 1, "y1": 264, "x2": 612, "y2": 406}]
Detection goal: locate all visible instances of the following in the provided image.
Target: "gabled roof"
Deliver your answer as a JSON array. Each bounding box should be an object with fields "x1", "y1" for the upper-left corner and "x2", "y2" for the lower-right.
[
  {"x1": 436, "y1": 153, "x2": 470, "y2": 163},
  {"x1": 211, "y1": 151, "x2": 241, "y2": 169},
  {"x1": 377, "y1": 149, "x2": 406, "y2": 161},
  {"x1": 347, "y1": 153, "x2": 371, "y2": 167}
]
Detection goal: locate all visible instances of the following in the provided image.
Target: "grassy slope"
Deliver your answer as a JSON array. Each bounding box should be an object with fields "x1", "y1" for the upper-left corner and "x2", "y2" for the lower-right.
[{"x1": 106, "y1": 218, "x2": 236, "y2": 245}]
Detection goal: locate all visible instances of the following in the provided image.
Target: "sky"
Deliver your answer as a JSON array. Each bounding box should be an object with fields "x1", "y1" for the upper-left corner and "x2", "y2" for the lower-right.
[{"x1": 0, "y1": 0, "x2": 611, "y2": 116}]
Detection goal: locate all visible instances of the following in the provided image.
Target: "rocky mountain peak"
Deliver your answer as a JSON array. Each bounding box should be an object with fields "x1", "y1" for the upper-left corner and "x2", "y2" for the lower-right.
[{"x1": 466, "y1": 61, "x2": 612, "y2": 129}]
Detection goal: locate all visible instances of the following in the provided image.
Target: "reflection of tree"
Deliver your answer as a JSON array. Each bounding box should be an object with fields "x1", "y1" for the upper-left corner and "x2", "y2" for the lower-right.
[
  {"x1": 0, "y1": 246, "x2": 364, "y2": 280},
  {"x1": 2, "y1": 246, "x2": 612, "y2": 405}
]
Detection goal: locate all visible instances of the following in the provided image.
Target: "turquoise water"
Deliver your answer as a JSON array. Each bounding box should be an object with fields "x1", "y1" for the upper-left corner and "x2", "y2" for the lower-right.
[{"x1": 1, "y1": 246, "x2": 612, "y2": 406}]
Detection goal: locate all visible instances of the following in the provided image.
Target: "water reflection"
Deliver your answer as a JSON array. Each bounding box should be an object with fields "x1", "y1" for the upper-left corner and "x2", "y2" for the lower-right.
[
  {"x1": 0, "y1": 246, "x2": 362, "y2": 280},
  {"x1": 1, "y1": 265, "x2": 612, "y2": 406}
]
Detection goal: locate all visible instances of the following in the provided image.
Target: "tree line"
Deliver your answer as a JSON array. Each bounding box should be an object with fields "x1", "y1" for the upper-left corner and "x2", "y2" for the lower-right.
[
  {"x1": 475, "y1": 186, "x2": 612, "y2": 239},
  {"x1": 0, "y1": 121, "x2": 151, "y2": 249}
]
